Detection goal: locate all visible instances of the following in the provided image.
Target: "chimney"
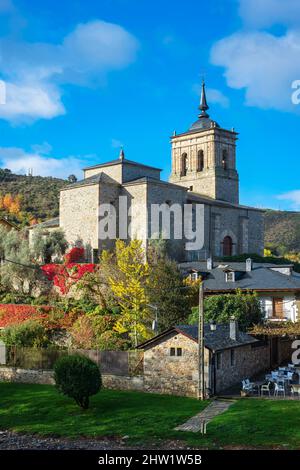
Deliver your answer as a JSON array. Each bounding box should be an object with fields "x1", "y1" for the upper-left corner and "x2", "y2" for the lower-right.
[
  {"x1": 207, "y1": 257, "x2": 213, "y2": 270},
  {"x1": 229, "y1": 317, "x2": 239, "y2": 341},
  {"x1": 246, "y1": 258, "x2": 252, "y2": 272}
]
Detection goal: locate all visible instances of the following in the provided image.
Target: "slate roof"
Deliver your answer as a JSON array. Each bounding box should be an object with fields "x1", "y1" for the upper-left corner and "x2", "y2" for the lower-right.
[
  {"x1": 83, "y1": 158, "x2": 162, "y2": 172},
  {"x1": 29, "y1": 217, "x2": 59, "y2": 229},
  {"x1": 138, "y1": 323, "x2": 258, "y2": 352},
  {"x1": 180, "y1": 261, "x2": 300, "y2": 292},
  {"x1": 61, "y1": 172, "x2": 120, "y2": 190}
]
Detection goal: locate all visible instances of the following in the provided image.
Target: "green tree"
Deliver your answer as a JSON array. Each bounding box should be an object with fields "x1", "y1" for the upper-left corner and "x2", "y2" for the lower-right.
[
  {"x1": 32, "y1": 228, "x2": 68, "y2": 263},
  {"x1": 54, "y1": 354, "x2": 102, "y2": 409},
  {"x1": 0, "y1": 226, "x2": 50, "y2": 296},
  {"x1": 148, "y1": 241, "x2": 195, "y2": 331},
  {"x1": 188, "y1": 290, "x2": 263, "y2": 331}
]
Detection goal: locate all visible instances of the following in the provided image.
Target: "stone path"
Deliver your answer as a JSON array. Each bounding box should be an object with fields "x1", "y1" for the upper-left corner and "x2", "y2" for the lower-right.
[{"x1": 175, "y1": 399, "x2": 236, "y2": 433}]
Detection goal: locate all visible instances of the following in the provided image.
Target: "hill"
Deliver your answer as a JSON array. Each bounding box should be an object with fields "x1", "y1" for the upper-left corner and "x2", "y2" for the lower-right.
[
  {"x1": 0, "y1": 169, "x2": 68, "y2": 223},
  {"x1": 264, "y1": 209, "x2": 300, "y2": 255}
]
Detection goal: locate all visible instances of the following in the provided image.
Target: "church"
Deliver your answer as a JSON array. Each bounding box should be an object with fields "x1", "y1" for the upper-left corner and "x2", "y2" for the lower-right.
[{"x1": 31, "y1": 82, "x2": 264, "y2": 262}]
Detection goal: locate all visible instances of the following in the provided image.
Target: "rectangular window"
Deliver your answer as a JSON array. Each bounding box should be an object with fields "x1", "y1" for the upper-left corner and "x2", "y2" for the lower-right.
[
  {"x1": 226, "y1": 271, "x2": 235, "y2": 282},
  {"x1": 230, "y1": 349, "x2": 235, "y2": 366},
  {"x1": 170, "y1": 347, "x2": 176, "y2": 356},
  {"x1": 177, "y1": 348, "x2": 182, "y2": 357},
  {"x1": 216, "y1": 352, "x2": 222, "y2": 370}
]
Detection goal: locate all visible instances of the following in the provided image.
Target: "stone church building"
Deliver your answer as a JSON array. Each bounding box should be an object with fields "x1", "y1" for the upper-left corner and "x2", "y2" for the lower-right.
[{"x1": 30, "y1": 82, "x2": 264, "y2": 262}]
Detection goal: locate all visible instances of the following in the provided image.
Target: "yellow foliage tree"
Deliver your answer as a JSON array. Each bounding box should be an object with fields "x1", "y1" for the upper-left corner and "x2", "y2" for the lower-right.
[
  {"x1": 106, "y1": 239, "x2": 151, "y2": 347},
  {"x1": 2, "y1": 193, "x2": 13, "y2": 211}
]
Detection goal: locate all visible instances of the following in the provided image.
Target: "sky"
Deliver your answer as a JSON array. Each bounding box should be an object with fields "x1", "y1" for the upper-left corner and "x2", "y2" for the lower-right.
[{"x1": 0, "y1": 0, "x2": 300, "y2": 210}]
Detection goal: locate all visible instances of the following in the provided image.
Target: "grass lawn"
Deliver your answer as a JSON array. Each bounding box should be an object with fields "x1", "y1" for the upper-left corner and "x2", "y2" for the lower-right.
[{"x1": 1, "y1": 383, "x2": 300, "y2": 448}]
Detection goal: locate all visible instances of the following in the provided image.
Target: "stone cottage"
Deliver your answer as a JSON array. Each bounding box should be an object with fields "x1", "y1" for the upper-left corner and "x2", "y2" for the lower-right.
[
  {"x1": 138, "y1": 320, "x2": 292, "y2": 397},
  {"x1": 29, "y1": 81, "x2": 264, "y2": 262}
]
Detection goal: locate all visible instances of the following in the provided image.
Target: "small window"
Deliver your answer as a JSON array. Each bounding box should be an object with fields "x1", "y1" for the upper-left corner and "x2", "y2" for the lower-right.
[
  {"x1": 216, "y1": 352, "x2": 222, "y2": 370},
  {"x1": 181, "y1": 153, "x2": 188, "y2": 176},
  {"x1": 177, "y1": 348, "x2": 182, "y2": 357},
  {"x1": 226, "y1": 271, "x2": 235, "y2": 282},
  {"x1": 190, "y1": 272, "x2": 198, "y2": 282},
  {"x1": 222, "y1": 149, "x2": 228, "y2": 170},
  {"x1": 170, "y1": 347, "x2": 176, "y2": 356},
  {"x1": 197, "y1": 150, "x2": 204, "y2": 172},
  {"x1": 230, "y1": 349, "x2": 235, "y2": 366}
]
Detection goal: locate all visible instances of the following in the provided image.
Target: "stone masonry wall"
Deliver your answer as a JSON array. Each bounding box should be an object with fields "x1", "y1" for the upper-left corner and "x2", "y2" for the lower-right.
[
  {"x1": 0, "y1": 367, "x2": 144, "y2": 392},
  {"x1": 143, "y1": 332, "x2": 209, "y2": 397},
  {"x1": 214, "y1": 343, "x2": 270, "y2": 393}
]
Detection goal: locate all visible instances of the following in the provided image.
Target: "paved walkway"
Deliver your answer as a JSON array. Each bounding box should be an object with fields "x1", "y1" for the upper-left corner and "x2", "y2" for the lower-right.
[{"x1": 175, "y1": 399, "x2": 236, "y2": 433}]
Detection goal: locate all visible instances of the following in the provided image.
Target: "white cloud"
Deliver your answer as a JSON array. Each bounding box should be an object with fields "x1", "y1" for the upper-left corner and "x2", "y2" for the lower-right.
[
  {"x1": 0, "y1": 146, "x2": 88, "y2": 179},
  {"x1": 0, "y1": 20, "x2": 139, "y2": 123},
  {"x1": 239, "y1": 0, "x2": 300, "y2": 29},
  {"x1": 277, "y1": 190, "x2": 300, "y2": 210},
  {"x1": 211, "y1": 30, "x2": 300, "y2": 111},
  {"x1": 210, "y1": 0, "x2": 300, "y2": 112}
]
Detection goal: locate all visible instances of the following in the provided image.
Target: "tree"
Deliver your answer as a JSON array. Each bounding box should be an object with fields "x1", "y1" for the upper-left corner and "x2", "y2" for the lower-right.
[
  {"x1": 54, "y1": 354, "x2": 102, "y2": 409},
  {"x1": 188, "y1": 289, "x2": 263, "y2": 331},
  {"x1": 147, "y1": 241, "x2": 195, "y2": 331},
  {"x1": 68, "y1": 174, "x2": 77, "y2": 183},
  {"x1": 0, "y1": 226, "x2": 50, "y2": 296},
  {"x1": 32, "y1": 228, "x2": 68, "y2": 264},
  {"x1": 107, "y1": 240, "x2": 151, "y2": 347}
]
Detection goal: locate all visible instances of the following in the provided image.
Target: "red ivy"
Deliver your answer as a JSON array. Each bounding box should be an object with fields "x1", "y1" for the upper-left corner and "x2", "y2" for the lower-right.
[
  {"x1": 64, "y1": 247, "x2": 85, "y2": 264},
  {"x1": 42, "y1": 262, "x2": 95, "y2": 295}
]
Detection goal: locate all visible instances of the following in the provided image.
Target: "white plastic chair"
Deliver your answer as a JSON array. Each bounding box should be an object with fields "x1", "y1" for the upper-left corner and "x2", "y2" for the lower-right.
[
  {"x1": 274, "y1": 382, "x2": 285, "y2": 397},
  {"x1": 261, "y1": 382, "x2": 271, "y2": 397}
]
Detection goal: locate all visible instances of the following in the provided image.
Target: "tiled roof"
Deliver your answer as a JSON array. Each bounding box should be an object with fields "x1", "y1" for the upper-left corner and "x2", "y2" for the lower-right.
[
  {"x1": 61, "y1": 172, "x2": 120, "y2": 190},
  {"x1": 29, "y1": 217, "x2": 59, "y2": 229}
]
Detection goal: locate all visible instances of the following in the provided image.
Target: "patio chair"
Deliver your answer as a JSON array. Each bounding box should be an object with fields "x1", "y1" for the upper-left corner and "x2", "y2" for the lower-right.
[
  {"x1": 271, "y1": 372, "x2": 279, "y2": 380},
  {"x1": 274, "y1": 382, "x2": 285, "y2": 397},
  {"x1": 261, "y1": 381, "x2": 271, "y2": 397},
  {"x1": 288, "y1": 364, "x2": 295, "y2": 369},
  {"x1": 291, "y1": 386, "x2": 300, "y2": 398},
  {"x1": 242, "y1": 379, "x2": 255, "y2": 393},
  {"x1": 279, "y1": 367, "x2": 286, "y2": 371}
]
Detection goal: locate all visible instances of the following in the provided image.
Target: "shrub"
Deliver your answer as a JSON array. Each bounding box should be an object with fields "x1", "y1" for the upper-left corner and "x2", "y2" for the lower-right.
[
  {"x1": 1, "y1": 320, "x2": 50, "y2": 347},
  {"x1": 54, "y1": 354, "x2": 102, "y2": 409}
]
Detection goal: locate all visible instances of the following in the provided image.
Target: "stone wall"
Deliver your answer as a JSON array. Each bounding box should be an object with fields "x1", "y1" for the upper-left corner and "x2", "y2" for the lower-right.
[
  {"x1": 213, "y1": 343, "x2": 270, "y2": 393},
  {"x1": 60, "y1": 183, "x2": 100, "y2": 253},
  {"x1": 143, "y1": 332, "x2": 208, "y2": 397},
  {"x1": 0, "y1": 367, "x2": 144, "y2": 392}
]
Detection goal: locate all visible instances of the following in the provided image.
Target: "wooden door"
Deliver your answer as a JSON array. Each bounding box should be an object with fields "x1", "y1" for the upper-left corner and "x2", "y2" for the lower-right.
[{"x1": 273, "y1": 298, "x2": 284, "y2": 318}]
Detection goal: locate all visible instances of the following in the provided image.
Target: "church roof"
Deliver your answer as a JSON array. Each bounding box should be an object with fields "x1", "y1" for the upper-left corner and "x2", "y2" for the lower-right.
[
  {"x1": 83, "y1": 158, "x2": 162, "y2": 172},
  {"x1": 60, "y1": 172, "x2": 120, "y2": 190}
]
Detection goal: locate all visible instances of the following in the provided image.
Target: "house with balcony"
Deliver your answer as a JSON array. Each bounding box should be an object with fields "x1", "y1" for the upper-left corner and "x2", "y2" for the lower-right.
[{"x1": 180, "y1": 258, "x2": 300, "y2": 322}]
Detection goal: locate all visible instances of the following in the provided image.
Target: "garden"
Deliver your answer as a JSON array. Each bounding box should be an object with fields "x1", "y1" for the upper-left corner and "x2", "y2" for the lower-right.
[{"x1": 1, "y1": 382, "x2": 300, "y2": 449}]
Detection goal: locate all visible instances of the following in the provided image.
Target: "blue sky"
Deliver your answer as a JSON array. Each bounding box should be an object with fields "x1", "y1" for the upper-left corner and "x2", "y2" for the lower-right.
[{"x1": 1, "y1": 0, "x2": 300, "y2": 210}]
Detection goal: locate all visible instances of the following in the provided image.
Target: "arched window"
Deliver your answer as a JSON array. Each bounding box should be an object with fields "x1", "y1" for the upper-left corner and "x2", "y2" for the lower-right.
[
  {"x1": 222, "y1": 149, "x2": 228, "y2": 170},
  {"x1": 181, "y1": 153, "x2": 188, "y2": 176},
  {"x1": 222, "y1": 236, "x2": 233, "y2": 256},
  {"x1": 197, "y1": 150, "x2": 204, "y2": 172}
]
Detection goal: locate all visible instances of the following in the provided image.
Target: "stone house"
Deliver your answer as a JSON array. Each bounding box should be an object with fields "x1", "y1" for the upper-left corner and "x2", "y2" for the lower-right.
[
  {"x1": 29, "y1": 82, "x2": 264, "y2": 262},
  {"x1": 138, "y1": 320, "x2": 292, "y2": 397},
  {"x1": 180, "y1": 258, "x2": 300, "y2": 325}
]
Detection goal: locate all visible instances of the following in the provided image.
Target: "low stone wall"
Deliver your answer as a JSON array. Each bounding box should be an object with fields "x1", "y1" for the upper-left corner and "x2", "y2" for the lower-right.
[
  {"x1": 0, "y1": 367, "x2": 54, "y2": 385},
  {"x1": 0, "y1": 366, "x2": 144, "y2": 392}
]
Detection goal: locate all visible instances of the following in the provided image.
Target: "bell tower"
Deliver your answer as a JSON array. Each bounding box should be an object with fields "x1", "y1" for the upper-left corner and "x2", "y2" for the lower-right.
[{"x1": 169, "y1": 81, "x2": 239, "y2": 204}]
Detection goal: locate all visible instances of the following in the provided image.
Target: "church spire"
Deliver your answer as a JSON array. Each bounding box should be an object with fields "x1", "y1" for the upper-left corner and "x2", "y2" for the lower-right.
[
  {"x1": 198, "y1": 80, "x2": 209, "y2": 119},
  {"x1": 119, "y1": 147, "x2": 125, "y2": 161}
]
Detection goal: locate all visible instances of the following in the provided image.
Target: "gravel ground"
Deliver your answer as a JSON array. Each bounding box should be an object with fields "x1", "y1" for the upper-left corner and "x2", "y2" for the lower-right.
[{"x1": 0, "y1": 430, "x2": 194, "y2": 450}]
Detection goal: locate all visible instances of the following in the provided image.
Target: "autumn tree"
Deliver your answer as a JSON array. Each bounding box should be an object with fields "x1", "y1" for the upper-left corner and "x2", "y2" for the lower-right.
[{"x1": 107, "y1": 240, "x2": 151, "y2": 347}]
